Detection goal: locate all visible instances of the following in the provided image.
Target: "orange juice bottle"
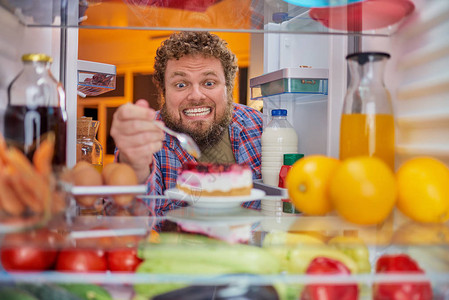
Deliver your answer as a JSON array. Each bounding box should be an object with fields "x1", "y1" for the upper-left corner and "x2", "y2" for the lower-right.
[
  {"x1": 340, "y1": 114, "x2": 395, "y2": 169},
  {"x1": 339, "y1": 52, "x2": 395, "y2": 170}
]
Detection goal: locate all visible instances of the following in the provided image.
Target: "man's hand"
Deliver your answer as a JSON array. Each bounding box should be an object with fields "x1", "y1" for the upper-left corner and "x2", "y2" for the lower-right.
[{"x1": 110, "y1": 99, "x2": 164, "y2": 183}]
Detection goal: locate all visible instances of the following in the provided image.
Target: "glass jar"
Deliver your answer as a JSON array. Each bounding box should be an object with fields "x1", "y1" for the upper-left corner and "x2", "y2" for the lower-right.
[
  {"x1": 4, "y1": 53, "x2": 67, "y2": 169},
  {"x1": 339, "y1": 52, "x2": 395, "y2": 170},
  {"x1": 76, "y1": 117, "x2": 103, "y2": 173}
]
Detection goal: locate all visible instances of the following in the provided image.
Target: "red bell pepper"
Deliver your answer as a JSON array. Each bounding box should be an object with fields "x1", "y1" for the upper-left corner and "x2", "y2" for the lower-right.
[
  {"x1": 373, "y1": 254, "x2": 433, "y2": 300},
  {"x1": 301, "y1": 257, "x2": 359, "y2": 300}
]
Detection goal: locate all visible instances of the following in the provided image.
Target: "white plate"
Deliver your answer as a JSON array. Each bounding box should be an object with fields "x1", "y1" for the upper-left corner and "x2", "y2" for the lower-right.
[
  {"x1": 164, "y1": 188, "x2": 265, "y2": 209},
  {"x1": 166, "y1": 206, "x2": 263, "y2": 226}
]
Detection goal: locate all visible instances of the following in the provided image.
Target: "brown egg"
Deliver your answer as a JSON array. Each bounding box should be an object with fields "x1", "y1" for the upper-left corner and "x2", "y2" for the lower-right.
[
  {"x1": 72, "y1": 162, "x2": 103, "y2": 207},
  {"x1": 101, "y1": 162, "x2": 120, "y2": 183},
  {"x1": 74, "y1": 160, "x2": 95, "y2": 171},
  {"x1": 103, "y1": 163, "x2": 138, "y2": 207}
]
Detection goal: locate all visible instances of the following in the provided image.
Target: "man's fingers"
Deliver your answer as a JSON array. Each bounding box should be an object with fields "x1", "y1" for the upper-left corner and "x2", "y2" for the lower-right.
[
  {"x1": 135, "y1": 99, "x2": 150, "y2": 108},
  {"x1": 114, "y1": 130, "x2": 164, "y2": 149},
  {"x1": 115, "y1": 102, "x2": 154, "y2": 121}
]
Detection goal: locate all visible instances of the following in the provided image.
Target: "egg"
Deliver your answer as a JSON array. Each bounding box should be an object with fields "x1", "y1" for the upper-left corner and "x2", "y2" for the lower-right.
[
  {"x1": 101, "y1": 162, "x2": 120, "y2": 183},
  {"x1": 72, "y1": 161, "x2": 103, "y2": 207},
  {"x1": 103, "y1": 163, "x2": 138, "y2": 207}
]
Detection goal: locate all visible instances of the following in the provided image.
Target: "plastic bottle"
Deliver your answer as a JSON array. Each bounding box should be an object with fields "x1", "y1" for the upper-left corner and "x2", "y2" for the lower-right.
[
  {"x1": 261, "y1": 109, "x2": 298, "y2": 186},
  {"x1": 4, "y1": 53, "x2": 67, "y2": 169},
  {"x1": 339, "y1": 52, "x2": 395, "y2": 170},
  {"x1": 278, "y1": 153, "x2": 304, "y2": 214}
]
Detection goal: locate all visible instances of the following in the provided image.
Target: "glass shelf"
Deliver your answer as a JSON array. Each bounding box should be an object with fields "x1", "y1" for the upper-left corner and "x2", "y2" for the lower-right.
[
  {"x1": 0, "y1": 212, "x2": 448, "y2": 299},
  {"x1": 0, "y1": 0, "x2": 414, "y2": 36}
]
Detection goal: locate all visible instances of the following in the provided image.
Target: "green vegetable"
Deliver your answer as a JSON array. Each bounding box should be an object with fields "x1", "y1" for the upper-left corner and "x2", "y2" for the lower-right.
[
  {"x1": 135, "y1": 233, "x2": 281, "y2": 299},
  {"x1": 16, "y1": 283, "x2": 83, "y2": 300},
  {"x1": 138, "y1": 233, "x2": 280, "y2": 275},
  {"x1": 0, "y1": 287, "x2": 38, "y2": 300},
  {"x1": 58, "y1": 283, "x2": 112, "y2": 300},
  {"x1": 134, "y1": 259, "x2": 237, "y2": 298}
]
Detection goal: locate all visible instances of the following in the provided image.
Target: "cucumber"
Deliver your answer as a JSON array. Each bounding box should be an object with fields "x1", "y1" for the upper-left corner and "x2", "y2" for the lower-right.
[
  {"x1": 58, "y1": 283, "x2": 112, "y2": 300},
  {"x1": 16, "y1": 283, "x2": 83, "y2": 300},
  {"x1": 135, "y1": 233, "x2": 281, "y2": 299},
  {"x1": 0, "y1": 287, "x2": 38, "y2": 300},
  {"x1": 138, "y1": 233, "x2": 280, "y2": 274},
  {"x1": 134, "y1": 259, "x2": 236, "y2": 298}
]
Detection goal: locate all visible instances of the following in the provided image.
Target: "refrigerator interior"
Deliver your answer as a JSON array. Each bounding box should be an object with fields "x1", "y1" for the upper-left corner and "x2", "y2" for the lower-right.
[
  {"x1": 0, "y1": 0, "x2": 448, "y2": 299},
  {"x1": 259, "y1": 0, "x2": 449, "y2": 167}
]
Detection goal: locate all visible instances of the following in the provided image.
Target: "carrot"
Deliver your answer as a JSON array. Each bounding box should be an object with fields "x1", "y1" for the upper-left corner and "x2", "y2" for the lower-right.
[
  {"x1": 7, "y1": 148, "x2": 47, "y2": 213},
  {"x1": 33, "y1": 132, "x2": 55, "y2": 177},
  {"x1": 0, "y1": 173, "x2": 26, "y2": 216},
  {"x1": 0, "y1": 134, "x2": 9, "y2": 167}
]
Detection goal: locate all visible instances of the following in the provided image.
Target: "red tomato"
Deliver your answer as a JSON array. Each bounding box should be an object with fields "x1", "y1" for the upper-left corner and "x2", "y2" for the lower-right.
[
  {"x1": 0, "y1": 229, "x2": 60, "y2": 271},
  {"x1": 56, "y1": 249, "x2": 108, "y2": 272},
  {"x1": 301, "y1": 257, "x2": 358, "y2": 300},
  {"x1": 373, "y1": 254, "x2": 433, "y2": 300},
  {"x1": 107, "y1": 248, "x2": 142, "y2": 272}
]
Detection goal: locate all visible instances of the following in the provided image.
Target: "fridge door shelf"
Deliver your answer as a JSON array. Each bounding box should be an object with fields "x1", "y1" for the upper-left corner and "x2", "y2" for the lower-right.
[
  {"x1": 250, "y1": 68, "x2": 329, "y2": 99},
  {"x1": 77, "y1": 60, "x2": 117, "y2": 97}
]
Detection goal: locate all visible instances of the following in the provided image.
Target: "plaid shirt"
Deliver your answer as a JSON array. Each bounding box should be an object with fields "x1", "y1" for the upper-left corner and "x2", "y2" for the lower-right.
[{"x1": 144, "y1": 103, "x2": 262, "y2": 216}]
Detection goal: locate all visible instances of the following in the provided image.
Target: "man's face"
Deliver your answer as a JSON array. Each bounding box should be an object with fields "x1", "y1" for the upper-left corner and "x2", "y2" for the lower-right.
[{"x1": 161, "y1": 55, "x2": 232, "y2": 148}]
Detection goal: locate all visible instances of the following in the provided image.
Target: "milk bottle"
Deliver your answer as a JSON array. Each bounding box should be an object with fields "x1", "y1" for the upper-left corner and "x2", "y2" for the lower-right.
[{"x1": 261, "y1": 109, "x2": 298, "y2": 186}]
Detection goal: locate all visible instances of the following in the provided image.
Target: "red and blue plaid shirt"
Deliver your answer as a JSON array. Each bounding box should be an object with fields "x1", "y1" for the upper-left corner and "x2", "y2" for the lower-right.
[{"x1": 144, "y1": 103, "x2": 262, "y2": 216}]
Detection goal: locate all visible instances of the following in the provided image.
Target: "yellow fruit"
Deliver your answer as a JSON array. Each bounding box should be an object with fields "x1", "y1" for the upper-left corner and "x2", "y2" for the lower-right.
[
  {"x1": 288, "y1": 216, "x2": 341, "y2": 243},
  {"x1": 263, "y1": 230, "x2": 325, "y2": 247},
  {"x1": 329, "y1": 156, "x2": 397, "y2": 225},
  {"x1": 288, "y1": 245, "x2": 358, "y2": 274},
  {"x1": 396, "y1": 157, "x2": 449, "y2": 223},
  {"x1": 392, "y1": 221, "x2": 449, "y2": 245},
  {"x1": 262, "y1": 230, "x2": 325, "y2": 272},
  {"x1": 327, "y1": 235, "x2": 371, "y2": 273},
  {"x1": 286, "y1": 155, "x2": 340, "y2": 215}
]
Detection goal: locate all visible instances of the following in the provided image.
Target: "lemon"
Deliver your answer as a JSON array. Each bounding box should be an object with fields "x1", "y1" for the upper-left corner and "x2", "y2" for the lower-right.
[
  {"x1": 396, "y1": 157, "x2": 449, "y2": 223},
  {"x1": 329, "y1": 156, "x2": 397, "y2": 225},
  {"x1": 285, "y1": 155, "x2": 340, "y2": 215}
]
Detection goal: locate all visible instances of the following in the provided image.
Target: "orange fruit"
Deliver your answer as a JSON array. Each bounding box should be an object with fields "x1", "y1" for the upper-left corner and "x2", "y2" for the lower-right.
[
  {"x1": 329, "y1": 156, "x2": 396, "y2": 225},
  {"x1": 285, "y1": 155, "x2": 340, "y2": 215},
  {"x1": 396, "y1": 157, "x2": 449, "y2": 223}
]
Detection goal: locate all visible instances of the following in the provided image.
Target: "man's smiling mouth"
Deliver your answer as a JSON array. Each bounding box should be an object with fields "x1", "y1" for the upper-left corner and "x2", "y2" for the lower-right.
[{"x1": 183, "y1": 107, "x2": 211, "y2": 117}]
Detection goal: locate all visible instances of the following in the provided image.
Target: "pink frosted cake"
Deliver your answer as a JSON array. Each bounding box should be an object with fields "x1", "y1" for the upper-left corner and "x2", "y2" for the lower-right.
[{"x1": 176, "y1": 162, "x2": 253, "y2": 197}]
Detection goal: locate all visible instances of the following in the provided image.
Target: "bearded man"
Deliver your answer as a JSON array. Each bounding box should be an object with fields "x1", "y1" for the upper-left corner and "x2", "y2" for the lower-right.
[{"x1": 110, "y1": 31, "x2": 262, "y2": 216}]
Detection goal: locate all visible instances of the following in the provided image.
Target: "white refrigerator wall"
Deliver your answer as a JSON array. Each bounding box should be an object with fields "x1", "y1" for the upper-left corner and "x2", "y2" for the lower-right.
[
  {"x1": 263, "y1": 19, "x2": 346, "y2": 158},
  {"x1": 393, "y1": 0, "x2": 449, "y2": 167}
]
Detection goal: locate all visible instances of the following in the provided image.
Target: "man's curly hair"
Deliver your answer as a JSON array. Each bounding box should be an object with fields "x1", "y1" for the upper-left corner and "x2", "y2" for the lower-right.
[{"x1": 153, "y1": 31, "x2": 238, "y2": 101}]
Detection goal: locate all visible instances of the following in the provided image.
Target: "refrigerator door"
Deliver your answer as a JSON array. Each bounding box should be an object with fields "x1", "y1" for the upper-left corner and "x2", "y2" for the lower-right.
[{"x1": 0, "y1": 1, "x2": 79, "y2": 167}]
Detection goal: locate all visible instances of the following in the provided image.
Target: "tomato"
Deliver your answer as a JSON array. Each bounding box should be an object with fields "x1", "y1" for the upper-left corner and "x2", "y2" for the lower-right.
[
  {"x1": 56, "y1": 249, "x2": 108, "y2": 272},
  {"x1": 301, "y1": 257, "x2": 358, "y2": 300},
  {"x1": 107, "y1": 248, "x2": 142, "y2": 272},
  {"x1": 373, "y1": 254, "x2": 433, "y2": 300},
  {"x1": 0, "y1": 229, "x2": 60, "y2": 271}
]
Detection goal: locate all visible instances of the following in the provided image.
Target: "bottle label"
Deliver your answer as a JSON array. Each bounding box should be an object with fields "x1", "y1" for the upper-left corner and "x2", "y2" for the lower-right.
[{"x1": 24, "y1": 110, "x2": 41, "y2": 153}]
